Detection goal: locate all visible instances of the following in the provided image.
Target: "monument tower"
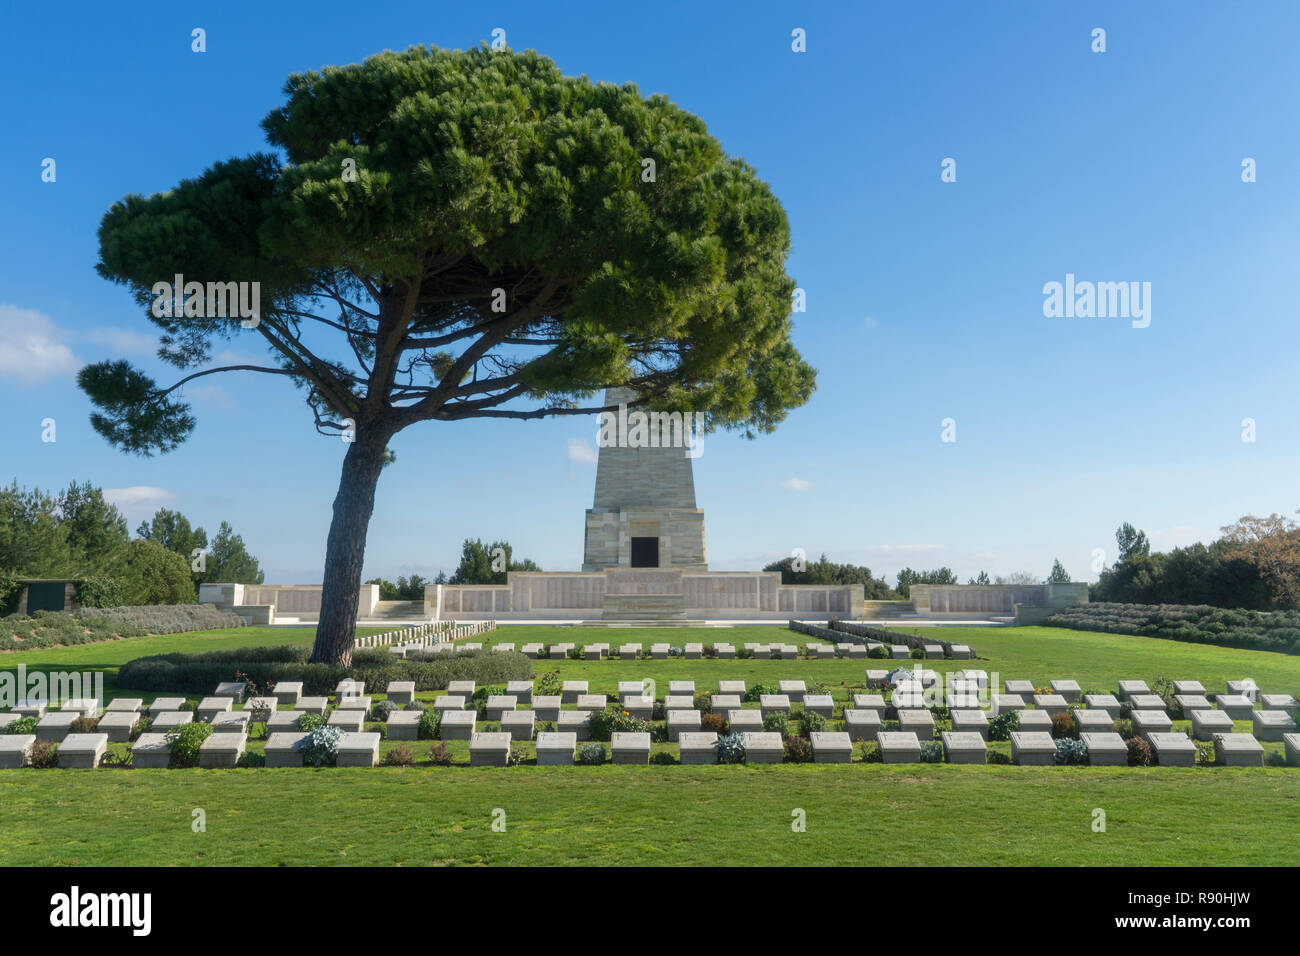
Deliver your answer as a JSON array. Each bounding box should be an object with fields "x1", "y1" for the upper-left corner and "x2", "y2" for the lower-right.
[{"x1": 582, "y1": 387, "x2": 707, "y2": 572}]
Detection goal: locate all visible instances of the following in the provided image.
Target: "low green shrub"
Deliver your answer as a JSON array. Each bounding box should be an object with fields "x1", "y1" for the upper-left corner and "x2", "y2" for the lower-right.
[
  {"x1": 801, "y1": 711, "x2": 827, "y2": 735},
  {"x1": 715, "y1": 732, "x2": 746, "y2": 764},
  {"x1": 986, "y1": 750, "x2": 1011, "y2": 765},
  {"x1": 1055, "y1": 738, "x2": 1089, "y2": 765},
  {"x1": 885, "y1": 667, "x2": 914, "y2": 686},
  {"x1": 167, "y1": 722, "x2": 213, "y2": 768},
  {"x1": 859, "y1": 741, "x2": 881, "y2": 763},
  {"x1": 1194, "y1": 740, "x2": 1216, "y2": 766},
  {"x1": 762, "y1": 711, "x2": 789, "y2": 735},
  {"x1": 1112, "y1": 717, "x2": 1134, "y2": 738},
  {"x1": 302, "y1": 726, "x2": 343, "y2": 767},
  {"x1": 588, "y1": 708, "x2": 648, "y2": 741},
  {"x1": 1047, "y1": 602, "x2": 1300, "y2": 655},
  {"x1": 101, "y1": 748, "x2": 132, "y2": 768},
  {"x1": 919, "y1": 740, "x2": 944, "y2": 763},
  {"x1": 76, "y1": 577, "x2": 127, "y2": 609},
  {"x1": 4, "y1": 716, "x2": 38, "y2": 735},
  {"x1": 988, "y1": 711, "x2": 1020, "y2": 741},
  {"x1": 117, "y1": 646, "x2": 533, "y2": 696},
  {"x1": 534, "y1": 670, "x2": 561, "y2": 697},
  {"x1": 370, "y1": 700, "x2": 399, "y2": 722},
  {"x1": 578, "y1": 743, "x2": 607, "y2": 765},
  {"x1": 0, "y1": 602, "x2": 244, "y2": 653},
  {"x1": 649, "y1": 750, "x2": 675, "y2": 765},
  {"x1": 418, "y1": 711, "x2": 441, "y2": 740},
  {"x1": 78, "y1": 603, "x2": 243, "y2": 634},
  {"x1": 237, "y1": 751, "x2": 265, "y2": 768}
]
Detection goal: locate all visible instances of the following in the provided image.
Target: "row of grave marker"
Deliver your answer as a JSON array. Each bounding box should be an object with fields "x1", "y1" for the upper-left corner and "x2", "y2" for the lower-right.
[{"x1": 352, "y1": 619, "x2": 497, "y2": 649}]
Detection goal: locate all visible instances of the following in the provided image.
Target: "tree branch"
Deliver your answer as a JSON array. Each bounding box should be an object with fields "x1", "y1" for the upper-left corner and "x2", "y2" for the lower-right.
[{"x1": 156, "y1": 364, "x2": 300, "y2": 398}]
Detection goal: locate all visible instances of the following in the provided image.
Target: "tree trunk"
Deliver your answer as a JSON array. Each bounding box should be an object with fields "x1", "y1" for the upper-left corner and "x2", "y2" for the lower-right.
[{"x1": 310, "y1": 429, "x2": 390, "y2": 665}]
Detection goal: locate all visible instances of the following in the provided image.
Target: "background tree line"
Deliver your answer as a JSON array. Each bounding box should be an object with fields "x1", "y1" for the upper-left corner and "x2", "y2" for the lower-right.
[
  {"x1": 1091, "y1": 516, "x2": 1300, "y2": 610},
  {"x1": 0, "y1": 479, "x2": 263, "y2": 612},
  {"x1": 763, "y1": 555, "x2": 1071, "y2": 598},
  {"x1": 365, "y1": 538, "x2": 543, "y2": 599}
]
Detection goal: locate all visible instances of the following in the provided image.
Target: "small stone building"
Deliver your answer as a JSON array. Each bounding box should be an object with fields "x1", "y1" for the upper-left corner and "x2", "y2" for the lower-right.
[{"x1": 12, "y1": 579, "x2": 81, "y2": 615}]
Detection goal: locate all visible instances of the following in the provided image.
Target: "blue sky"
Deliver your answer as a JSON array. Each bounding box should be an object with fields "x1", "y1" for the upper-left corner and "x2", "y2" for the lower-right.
[{"x1": 2, "y1": 1, "x2": 1297, "y2": 585}]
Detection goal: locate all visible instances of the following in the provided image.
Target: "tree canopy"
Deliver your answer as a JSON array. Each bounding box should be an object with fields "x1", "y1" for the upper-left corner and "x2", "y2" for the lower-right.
[
  {"x1": 1090, "y1": 519, "x2": 1288, "y2": 610},
  {"x1": 80, "y1": 44, "x2": 815, "y2": 664},
  {"x1": 762, "y1": 554, "x2": 896, "y2": 599},
  {"x1": 451, "y1": 538, "x2": 541, "y2": 585},
  {"x1": 894, "y1": 567, "x2": 957, "y2": 599}
]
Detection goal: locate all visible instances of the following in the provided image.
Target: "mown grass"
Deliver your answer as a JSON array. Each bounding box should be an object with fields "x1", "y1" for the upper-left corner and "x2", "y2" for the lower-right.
[
  {"x1": 1, "y1": 622, "x2": 1296, "y2": 867},
  {"x1": 0, "y1": 763, "x2": 1294, "y2": 866},
  {"x1": 482, "y1": 624, "x2": 1300, "y2": 698}
]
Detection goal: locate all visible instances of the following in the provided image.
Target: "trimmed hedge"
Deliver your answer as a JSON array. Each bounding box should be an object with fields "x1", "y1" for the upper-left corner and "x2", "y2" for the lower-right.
[
  {"x1": 830, "y1": 619, "x2": 963, "y2": 653},
  {"x1": 1047, "y1": 603, "x2": 1300, "y2": 656},
  {"x1": 116, "y1": 644, "x2": 533, "y2": 696},
  {"x1": 791, "y1": 618, "x2": 971, "y2": 657},
  {"x1": 77, "y1": 604, "x2": 244, "y2": 634},
  {"x1": 0, "y1": 604, "x2": 240, "y2": 652}
]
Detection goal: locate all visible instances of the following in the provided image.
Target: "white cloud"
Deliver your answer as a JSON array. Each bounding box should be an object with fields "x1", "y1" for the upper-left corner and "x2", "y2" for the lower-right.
[
  {"x1": 182, "y1": 383, "x2": 234, "y2": 409},
  {"x1": 104, "y1": 486, "x2": 178, "y2": 524},
  {"x1": 211, "y1": 349, "x2": 267, "y2": 366},
  {"x1": 567, "y1": 438, "x2": 598, "y2": 464},
  {"x1": 782, "y1": 477, "x2": 812, "y2": 492},
  {"x1": 0, "y1": 304, "x2": 78, "y2": 383},
  {"x1": 84, "y1": 326, "x2": 157, "y2": 355}
]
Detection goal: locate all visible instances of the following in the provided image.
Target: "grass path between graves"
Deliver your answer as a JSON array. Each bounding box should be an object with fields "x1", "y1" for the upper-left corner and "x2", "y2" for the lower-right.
[
  {"x1": 489, "y1": 625, "x2": 1300, "y2": 697},
  {"x1": 0, "y1": 763, "x2": 1295, "y2": 866},
  {"x1": 2, "y1": 623, "x2": 1297, "y2": 706}
]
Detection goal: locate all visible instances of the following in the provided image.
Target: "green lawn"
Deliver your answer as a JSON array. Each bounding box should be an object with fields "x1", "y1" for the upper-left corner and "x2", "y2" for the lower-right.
[
  {"x1": 0, "y1": 622, "x2": 1296, "y2": 866},
  {"x1": 0, "y1": 626, "x2": 386, "y2": 705},
  {"x1": 479, "y1": 624, "x2": 1300, "y2": 699},
  {"x1": 7, "y1": 623, "x2": 1297, "y2": 704},
  {"x1": 0, "y1": 763, "x2": 1294, "y2": 866}
]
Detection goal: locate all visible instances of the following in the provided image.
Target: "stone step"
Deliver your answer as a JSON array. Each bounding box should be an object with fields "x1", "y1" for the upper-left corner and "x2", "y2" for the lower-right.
[
  {"x1": 602, "y1": 593, "x2": 687, "y2": 621},
  {"x1": 369, "y1": 600, "x2": 429, "y2": 620}
]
